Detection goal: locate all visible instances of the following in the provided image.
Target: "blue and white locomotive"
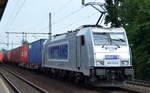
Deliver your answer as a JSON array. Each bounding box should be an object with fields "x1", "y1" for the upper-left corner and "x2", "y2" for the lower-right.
[{"x1": 42, "y1": 25, "x2": 133, "y2": 86}]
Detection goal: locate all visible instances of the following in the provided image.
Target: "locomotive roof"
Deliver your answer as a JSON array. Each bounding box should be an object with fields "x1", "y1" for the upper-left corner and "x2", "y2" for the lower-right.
[{"x1": 52, "y1": 25, "x2": 125, "y2": 41}]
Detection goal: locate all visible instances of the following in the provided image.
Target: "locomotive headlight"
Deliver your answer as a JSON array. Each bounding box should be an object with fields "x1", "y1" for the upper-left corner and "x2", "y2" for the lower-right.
[
  {"x1": 121, "y1": 61, "x2": 129, "y2": 65},
  {"x1": 96, "y1": 61, "x2": 104, "y2": 65}
]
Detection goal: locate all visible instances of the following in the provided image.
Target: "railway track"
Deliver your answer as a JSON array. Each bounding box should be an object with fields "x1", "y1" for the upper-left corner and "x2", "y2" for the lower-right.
[
  {"x1": 125, "y1": 80, "x2": 150, "y2": 87},
  {"x1": 92, "y1": 86, "x2": 141, "y2": 93},
  {"x1": 0, "y1": 67, "x2": 48, "y2": 93},
  {"x1": 1, "y1": 64, "x2": 150, "y2": 93},
  {"x1": 90, "y1": 79, "x2": 150, "y2": 93},
  {"x1": 121, "y1": 80, "x2": 150, "y2": 93}
]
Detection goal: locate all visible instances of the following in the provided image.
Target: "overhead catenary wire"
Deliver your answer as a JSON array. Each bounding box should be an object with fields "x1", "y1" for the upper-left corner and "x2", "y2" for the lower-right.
[
  {"x1": 39, "y1": 0, "x2": 101, "y2": 31},
  {"x1": 31, "y1": 0, "x2": 78, "y2": 32},
  {"x1": 1, "y1": 0, "x2": 19, "y2": 32},
  {"x1": 35, "y1": 0, "x2": 74, "y2": 32},
  {"x1": 11, "y1": 0, "x2": 76, "y2": 33},
  {"x1": 38, "y1": 7, "x2": 85, "y2": 31},
  {"x1": 52, "y1": 7, "x2": 84, "y2": 26},
  {"x1": 6, "y1": 0, "x2": 99, "y2": 33},
  {"x1": 52, "y1": 0, "x2": 74, "y2": 17},
  {"x1": 4, "y1": 0, "x2": 27, "y2": 49},
  {"x1": 69, "y1": 12, "x2": 97, "y2": 26},
  {"x1": 5, "y1": 0, "x2": 27, "y2": 33},
  {"x1": 53, "y1": 12, "x2": 96, "y2": 32},
  {"x1": 0, "y1": 0, "x2": 19, "y2": 48},
  {"x1": 2, "y1": 0, "x2": 103, "y2": 49}
]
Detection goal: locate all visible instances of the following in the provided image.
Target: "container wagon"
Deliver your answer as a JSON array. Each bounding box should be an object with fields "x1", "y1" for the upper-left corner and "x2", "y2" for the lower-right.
[
  {"x1": 19, "y1": 44, "x2": 28, "y2": 67},
  {"x1": 28, "y1": 39, "x2": 46, "y2": 69}
]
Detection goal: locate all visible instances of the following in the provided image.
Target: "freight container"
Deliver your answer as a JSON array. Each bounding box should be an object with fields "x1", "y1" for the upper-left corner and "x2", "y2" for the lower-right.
[
  {"x1": 20, "y1": 44, "x2": 28, "y2": 63},
  {"x1": 28, "y1": 39, "x2": 46, "y2": 66},
  {"x1": 14, "y1": 47, "x2": 19, "y2": 62},
  {"x1": 10, "y1": 51, "x2": 13, "y2": 62},
  {"x1": 7, "y1": 51, "x2": 11, "y2": 62},
  {"x1": 11, "y1": 47, "x2": 21, "y2": 63},
  {"x1": 11, "y1": 49, "x2": 16, "y2": 62},
  {"x1": 2, "y1": 51, "x2": 7, "y2": 62},
  {"x1": 0, "y1": 52, "x2": 3, "y2": 62}
]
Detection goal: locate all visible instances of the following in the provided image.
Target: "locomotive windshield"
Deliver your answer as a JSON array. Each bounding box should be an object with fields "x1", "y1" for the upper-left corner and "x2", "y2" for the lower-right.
[{"x1": 93, "y1": 32, "x2": 127, "y2": 46}]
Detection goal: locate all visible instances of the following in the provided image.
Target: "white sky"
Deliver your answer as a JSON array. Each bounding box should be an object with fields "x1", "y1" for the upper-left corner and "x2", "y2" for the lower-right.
[{"x1": 0, "y1": 0, "x2": 105, "y2": 50}]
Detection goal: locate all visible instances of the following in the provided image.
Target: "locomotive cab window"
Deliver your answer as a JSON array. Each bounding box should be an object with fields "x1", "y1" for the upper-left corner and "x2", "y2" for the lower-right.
[
  {"x1": 93, "y1": 32, "x2": 127, "y2": 46},
  {"x1": 80, "y1": 35, "x2": 85, "y2": 46}
]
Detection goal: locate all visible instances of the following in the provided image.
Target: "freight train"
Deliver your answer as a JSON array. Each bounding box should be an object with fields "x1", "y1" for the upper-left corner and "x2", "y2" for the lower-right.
[
  {"x1": 3, "y1": 39, "x2": 45, "y2": 68},
  {"x1": 2, "y1": 25, "x2": 134, "y2": 86}
]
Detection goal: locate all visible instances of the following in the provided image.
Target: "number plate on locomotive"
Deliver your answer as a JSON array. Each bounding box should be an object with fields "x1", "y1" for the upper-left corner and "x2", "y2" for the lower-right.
[{"x1": 104, "y1": 59, "x2": 120, "y2": 66}]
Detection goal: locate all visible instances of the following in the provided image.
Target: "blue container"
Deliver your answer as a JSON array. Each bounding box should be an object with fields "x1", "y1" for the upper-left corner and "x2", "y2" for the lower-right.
[{"x1": 28, "y1": 39, "x2": 46, "y2": 64}]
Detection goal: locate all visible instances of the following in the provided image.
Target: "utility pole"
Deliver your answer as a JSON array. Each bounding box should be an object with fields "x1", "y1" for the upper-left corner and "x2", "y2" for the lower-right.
[
  {"x1": 6, "y1": 32, "x2": 9, "y2": 49},
  {"x1": 49, "y1": 13, "x2": 52, "y2": 40},
  {"x1": 11, "y1": 41, "x2": 13, "y2": 49}
]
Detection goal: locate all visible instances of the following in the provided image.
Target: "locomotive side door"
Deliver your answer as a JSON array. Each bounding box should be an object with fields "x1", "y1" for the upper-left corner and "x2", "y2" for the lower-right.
[{"x1": 76, "y1": 35, "x2": 85, "y2": 71}]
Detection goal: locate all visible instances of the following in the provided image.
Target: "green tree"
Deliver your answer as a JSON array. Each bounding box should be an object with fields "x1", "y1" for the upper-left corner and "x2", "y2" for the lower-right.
[
  {"x1": 105, "y1": 0, "x2": 150, "y2": 80},
  {"x1": 105, "y1": 0, "x2": 122, "y2": 27},
  {"x1": 22, "y1": 40, "x2": 28, "y2": 45},
  {"x1": 121, "y1": 0, "x2": 150, "y2": 80}
]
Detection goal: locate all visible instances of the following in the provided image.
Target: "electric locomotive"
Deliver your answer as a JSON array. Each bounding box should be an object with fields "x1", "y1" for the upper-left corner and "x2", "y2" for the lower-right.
[{"x1": 42, "y1": 25, "x2": 133, "y2": 86}]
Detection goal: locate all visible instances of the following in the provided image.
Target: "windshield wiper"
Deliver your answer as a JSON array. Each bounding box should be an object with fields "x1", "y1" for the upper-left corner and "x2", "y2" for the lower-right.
[
  {"x1": 119, "y1": 38, "x2": 125, "y2": 42},
  {"x1": 112, "y1": 38, "x2": 125, "y2": 42},
  {"x1": 113, "y1": 43, "x2": 120, "y2": 48},
  {"x1": 101, "y1": 39, "x2": 109, "y2": 48},
  {"x1": 102, "y1": 35, "x2": 121, "y2": 48},
  {"x1": 110, "y1": 38, "x2": 121, "y2": 48}
]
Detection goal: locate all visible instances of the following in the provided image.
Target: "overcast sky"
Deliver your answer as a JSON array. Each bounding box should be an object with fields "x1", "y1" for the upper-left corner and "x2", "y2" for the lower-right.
[{"x1": 0, "y1": 0, "x2": 105, "y2": 50}]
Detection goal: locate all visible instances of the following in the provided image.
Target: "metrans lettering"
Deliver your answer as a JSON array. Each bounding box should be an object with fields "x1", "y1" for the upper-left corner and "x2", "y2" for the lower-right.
[{"x1": 48, "y1": 43, "x2": 68, "y2": 60}]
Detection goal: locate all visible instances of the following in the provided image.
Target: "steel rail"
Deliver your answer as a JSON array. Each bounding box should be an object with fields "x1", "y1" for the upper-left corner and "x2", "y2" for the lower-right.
[
  {"x1": 3, "y1": 67, "x2": 49, "y2": 93},
  {"x1": 0, "y1": 72, "x2": 21, "y2": 93},
  {"x1": 125, "y1": 80, "x2": 150, "y2": 87},
  {"x1": 118, "y1": 87, "x2": 141, "y2": 93},
  {"x1": 93, "y1": 85, "x2": 141, "y2": 93},
  {"x1": 133, "y1": 79, "x2": 150, "y2": 84}
]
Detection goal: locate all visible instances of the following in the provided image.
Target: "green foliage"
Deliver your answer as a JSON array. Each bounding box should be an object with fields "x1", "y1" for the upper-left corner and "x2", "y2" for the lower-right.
[
  {"x1": 22, "y1": 40, "x2": 28, "y2": 45},
  {"x1": 105, "y1": 0, "x2": 150, "y2": 80},
  {"x1": 105, "y1": 0, "x2": 122, "y2": 27},
  {"x1": 121, "y1": 0, "x2": 150, "y2": 80}
]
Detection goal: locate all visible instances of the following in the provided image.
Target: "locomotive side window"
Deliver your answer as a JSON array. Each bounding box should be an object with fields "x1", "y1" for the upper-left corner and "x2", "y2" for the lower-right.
[{"x1": 81, "y1": 36, "x2": 85, "y2": 46}]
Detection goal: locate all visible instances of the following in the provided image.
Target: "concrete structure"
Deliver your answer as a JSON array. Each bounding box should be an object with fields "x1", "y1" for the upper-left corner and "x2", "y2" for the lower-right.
[
  {"x1": 0, "y1": 77, "x2": 11, "y2": 93},
  {"x1": 0, "y1": 0, "x2": 8, "y2": 20}
]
